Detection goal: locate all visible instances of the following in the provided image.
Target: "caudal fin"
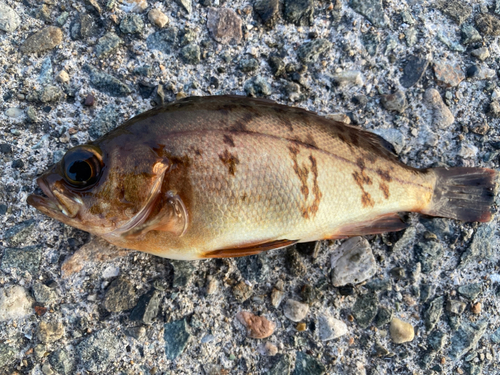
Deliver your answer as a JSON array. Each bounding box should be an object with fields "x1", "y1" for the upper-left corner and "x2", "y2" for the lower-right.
[{"x1": 422, "y1": 167, "x2": 498, "y2": 222}]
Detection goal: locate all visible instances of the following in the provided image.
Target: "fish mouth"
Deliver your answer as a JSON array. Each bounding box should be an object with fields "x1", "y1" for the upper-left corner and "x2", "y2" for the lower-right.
[{"x1": 27, "y1": 176, "x2": 82, "y2": 219}]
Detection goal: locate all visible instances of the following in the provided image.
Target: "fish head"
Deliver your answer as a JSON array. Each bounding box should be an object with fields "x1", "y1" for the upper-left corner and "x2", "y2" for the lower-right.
[{"x1": 27, "y1": 137, "x2": 187, "y2": 239}]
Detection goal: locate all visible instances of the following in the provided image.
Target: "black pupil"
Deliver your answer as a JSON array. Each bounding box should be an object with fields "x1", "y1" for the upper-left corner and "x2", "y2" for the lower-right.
[{"x1": 68, "y1": 161, "x2": 92, "y2": 182}]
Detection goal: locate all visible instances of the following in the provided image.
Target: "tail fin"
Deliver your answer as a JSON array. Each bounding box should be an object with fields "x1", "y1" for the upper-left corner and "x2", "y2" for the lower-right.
[{"x1": 422, "y1": 167, "x2": 498, "y2": 222}]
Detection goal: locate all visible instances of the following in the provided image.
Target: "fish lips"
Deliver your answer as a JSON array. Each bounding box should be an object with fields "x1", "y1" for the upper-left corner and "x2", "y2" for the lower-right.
[{"x1": 27, "y1": 175, "x2": 83, "y2": 221}]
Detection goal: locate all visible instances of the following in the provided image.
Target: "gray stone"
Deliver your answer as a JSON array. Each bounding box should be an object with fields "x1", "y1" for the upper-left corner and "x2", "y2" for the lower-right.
[
  {"x1": 475, "y1": 13, "x2": 500, "y2": 36},
  {"x1": 331, "y1": 237, "x2": 376, "y2": 286},
  {"x1": 244, "y1": 76, "x2": 272, "y2": 97},
  {"x1": 4, "y1": 219, "x2": 35, "y2": 246},
  {"x1": 491, "y1": 326, "x2": 500, "y2": 344},
  {"x1": 32, "y1": 282, "x2": 58, "y2": 304},
  {"x1": 446, "y1": 300, "x2": 466, "y2": 315},
  {"x1": 0, "y1": 2, "x2": 21, "y2": 32},
  {"x1": 331, "y1": 71, "x2": 363, "y2": 86},
  {"x1": 269, "y1": 355, "x2": 292, "y2": 375},
  {"x1": 458, "y1": 283, "x2": 482, "y2": 300},
  {"x1": 373, "y1": 306, "x2": 393, "y2": 327},
  {"x1": 134, "y1": 65, "x2": 152, "y2": 77},
  {"x1": 57, "y1": 11, "x2": 69, "y2": 26},
  {"x1": 39, "y1": 85, "x2": 64, "y2": 103},
  {"x1": 1, "y1": 246, "x2": 42, "y2": 273},
  {"x1": 49, "y1": 349, "x2": 75, "y2": 375},
  {"x1": 297, "y1": 39, "x2": 331, "y2": 64},
  {"x1": 414, "y1": 238, "x2": 443, "y2": 273},
  {"x1": 37, "y1": 320, "x2": 65, "y2": 343},
  {"x1": 424, "y1": 296, "x2": 444, "y2": 332},
  {"x1": 400, "y1": 56, "x2": 429, "y2": 88},
  {"x1": 236, "y1": 254, "x2": 269, "y2": 282},
  {"x1": 460, "y1": 224, "x2": 495, "y2": 267},
  {"x1": 146, "y1": 28, "x2": 178, "y2": 54},
  {"x1": 95, "y1": 32, "x2": 123, "y2": 57},
  {"x1": 285, "y1": 247, "x2": 307, "y2": 277},
  {"x1": 449, "y1": 321, "x2": 487, "y2": 360},
  {"x1": 284, "y1": 0, "x2": 314, "y2": 26},
  {"x1": 420, "y1": 218, "x2": 454, "y2": 240},
  {"x1": 292, "y1": 351, "x2": 325, "y2": 375},
  {"x1": 164, "y1": 319, "x2": 191, "y2": 360},
  {"x1": 70, "y1": 13, "x2": 101, "y2": 40},
  {"x1": 461, "y1": 25, "x2": 482, "y2": 45},
  {"x1": 428, "y1": 330, "x2": 446, "y2": 351},
  {"x1": 84, "y1": 65, "x2": 131, "y2": 97},
  {"x1": 437, "y1": 1, "x2": 472, "y2": 25},
  {"x1": 471, "y1": 47, "x2": 490, "y2": 61},
  {"x1": 171, "y1": 260, "x2": 196, "y2": 288},
  {"x1": 207, "y1": 7, "x2": 242, "y2": 45},
  {"x1": 364, "y1": 279, "x2": 392, "y2": 292},
  {"x1": 254, "y1": 0, "x2": 279, "y2": 27},
  {"x1": 283, "y1": 299, "x2": 309, "y2": 322},
  {"x1": 130, "y1": 290, "x2": 162, "y2": 324},
  {"x1": 120, "y1": 14, "x2": 144, "y2": 34},
  {"x1": 175, "y1": 0, "x2": 192, "y2": 13},
  {"x1": 76, "y1": 330, "x2": 120, "y2": 372},
  {"x1": 103, "y1": 277, "x2": 138, "y2": 312},
  {"x1": 405, "y1": 28, "x2": 418, "y2": 46},
  {"x1": 0, "y1": 342, "x2": 16, "y2": 369},
  {"x1": 39, "y1": 58, "x2": 53, "y2": 85},
  {"x1": 362, "y1": 31, "x2": 379, "y2": 56},
  {"x1": 381, "y1": 91, "x2": 407, "y2": 113},
  {"x1": 317, "y1": 314, "x2": 347, "y2": 341},
  {"x1": 372, "y1": 128, "x2": 405, "y2": 154},
  {"x1": 0, "y1": 285, "x2": 32, "y2": 322},
  {"x1": 180, "y1": 43, "x2": 200, "y2": 64},
  {"x1": 350, "y1": 0, "x2": 388, "y2": 28},
  {"x1": 352, "y1": 292, "x2": 379, "y2": 328},
  {"x1": 268, "y1": 55, "x2": 284, "y2": 76},
  {"x1": 88, "y1": 104, "x2": 121, "y2": 139},
  {"x1": 239, "y1": 57, "x2": 259, "y2": 72}
]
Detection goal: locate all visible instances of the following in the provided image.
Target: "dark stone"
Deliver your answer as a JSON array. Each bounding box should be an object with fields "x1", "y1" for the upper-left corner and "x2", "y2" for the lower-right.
[
  {"x1": 285, "y1": 248, "x2": 307, "y2": 277},
  {"x1": 138, "y1": 81, "x2": 156, "y2": 98},
  {"x1": 475, "y1": 13, "x2": 500, "y2": 36},
  {"x1": 129, "y1": 290, "x2": 162, "y2": 324},
  {"x1": 436, "y1": 1, "x2": 472, "y2": 25},
  {"x1": 0, "y1": 144, "x2": 12, "y2": 154},
  {"x1": 1, "y1": 246, "x2": 42, "y2": 273},
  {"x1": 419, "y1": 218, "x2": 453, "y2": 240},
  {"x1": 349, "y1": 0, "x2": 388, "y2": 28},
  {"x1": 21, "y1": 26, "x2": 63, "y2": 53},
  {"x1": 428, "y1": 330, "x2": 446, "y2": 351},
  {"x1": 236, "y1": 254, "x2": 269, "y2": 282},
  {"x1": 239, "y1": 57, "x2": 259, "y2": 72},
  {"x1": 460, "y1": 224, "x2": 494, "y2": 268},
  {"x1": 146, "y1": 28, "x2": 178, "y2": 54},
  {"x1": 84, "y1": 94, "x2": 95, "y2": 106},
  {"x1": 180, "y1": 43, "x2": 201, "y2": 64},
  {"x1": 70, "y1": 13, "x2": 101, "y2": 40},
  {"x1": 134, "y1": 65, "x2": 152, "y2": 77},
  {"x1": 76, "y1": 330, "x2": 120, "y2": 372},
  {"x1": 449, "y1": 321, "x2": 487, "y2": 360},
  {"x1": 244, "y1": 76, "x2": 272, "y2": 97},
  {"x1": 400, "y1": 56, "x2": 429, "y2": 88},
  {"x1": 338, "y1": 284, "x2": 355, "y2": 296},
  {"x1": 362, "y1": 31, "x2": 379, "y2": 56},
  {"x1": 269, "y1": 55, "x2": 285, "y2": 77},
  {"x1": 424, "y1": 296, "x2": 444, "y2": 332},
  {"x1": 352, "y1": 95, "x2": 368, "y2": 107},
  {"x1": 84, "y1": 65, "x2": 131, "y2": 97},
  {"x1": 269, "y1": 354, "x2": 292, "y2": 375},
  {"x1": 95, "y1": 32, "x2": 122, "y2": 58},
  {"x1": 364, "y1": 278, "x2": 392, "y2": 292},
  {"x1": 170, "y1": 260, "x2": 195, "y2": 288},
  {"x1": 103, "y1": 277, "x2": 138, "y2": 312},
  {"x1": 49, "y1": 349, "x2": 75, "y2": 375},
  {"x1": 254, "y1": 0, "x2": 279, "y2": 27},
  {"x1": 164, "y1": 319, "x2": 191, "y2": 360},
  {"x1": 0, "y1": 204, "x2": 7, "y2": 216},
  {"x1": 292, "y1": 351, "x2": 325, "y2": 375},
  {"x1": 88, "y1": 104, "x2": 120, "y2": 139},
  {"x1": 152, "y1": 84, "x2": 166, "y2": 106},
  {"x1": 373, "y1": 306, "x2": 393, "y2": 327},
  {"x1": 380, "y1": 91, "x2": 407, "y2": 113},
  {"x1": 0, "y1": 343, "x2": 16, "y2": 369},
  {"x1": 11, "y1": 159, "x2": 24, "y2": 169},
  {"x1": 297, "y1": 39, "x2": 332, "y2": 64},
  {"x1": 461, "y1": 25, "x2": 482, "y2": 45},
  {"x1": 389, "y1": 267, "x2": 406, "y2": 280},
  {"x1": 466, "y1": 65, "x2": 479, "y2": 78},
  {"x1": 352, "y1": 292, "x2": 379, "y2": 328},
  {"x1": 284, "y1": 0, "x2": 314, "y2": 26},
  {"x1": 420, "y1": 283, "x2": 436, "y2": 304},
  {"x1": 120, "y1": 14, "x2": 144, "y2": 34},
  {"x1": 457, "y1": 283, "x2": 482, "y2": 300},
  {"x1": 415, "y1": 239, "x2": 443, "y2": 273}
]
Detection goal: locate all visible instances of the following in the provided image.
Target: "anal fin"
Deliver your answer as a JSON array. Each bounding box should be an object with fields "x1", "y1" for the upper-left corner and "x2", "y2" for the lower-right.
[
  {"x1": 329, "y1": 213, "x2": 408, "y2": 239},
  {"x1": 201, "y1": 239, "x2": 298, "y2": 259}
]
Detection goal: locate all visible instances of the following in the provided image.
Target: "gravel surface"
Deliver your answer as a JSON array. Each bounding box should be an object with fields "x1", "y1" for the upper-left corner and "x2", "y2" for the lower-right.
[{"x1": 1, "y1": 0, "x2": 500, "y2": 374}]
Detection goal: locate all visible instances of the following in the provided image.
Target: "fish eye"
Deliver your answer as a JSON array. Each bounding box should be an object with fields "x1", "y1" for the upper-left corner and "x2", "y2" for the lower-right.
[{"x1": 62, "y1": 146, "x2": 102, "y2": 187}]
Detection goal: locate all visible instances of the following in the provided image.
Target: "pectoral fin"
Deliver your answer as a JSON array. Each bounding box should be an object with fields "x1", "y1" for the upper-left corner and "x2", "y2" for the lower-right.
[
  {"x1": 329, "y1": 213, "x2": 408, "y2": 239},
  {"x1": 201, "y1": 239, "x2": 298, "y2": 258}
]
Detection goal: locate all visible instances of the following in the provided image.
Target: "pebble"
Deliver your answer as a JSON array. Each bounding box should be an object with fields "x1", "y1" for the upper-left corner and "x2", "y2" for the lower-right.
[
  {"x1": 0, "y1": 285, "x2": 32, "y2": 322},
  {"x1": 285, "y1": 247, "x2": 307, "y2": 277},
  {"x1": 70, "y1": 14, "x2": 100, "y2": 40},
  {"x1": 261, "y1": 341, "x2": 278, "y2": 356},
  {"x1": 433, "y1": 61, "x2": 465, "y2": 87},
  {"x1": 84, "y1": 65, "x2": 132, "y2": 97},
  {"x1": 380, "y1": 91, "x2": 407, "y2": 113},
  {"x1": 0, "y1": 2, "x2": 20, "y2": 32},
  {"x1": 424, "y1": 88, "x2": 455, "y2": 129},
  {"x1": 437, "y1": 1, "x2": 472, "y2": 25},
  {"x1": 459, "y1": 224, "x2": 494, "y2": 267},
  {"x1": 5, "y1": 107, "x2": 23, "y2": 118},
  {"x1": 239, "y1": 57, "x2": 259, "y2": 72},
  {"x1": 362, "y1": 32, "x2": 379, "y2": 56},
  {"x1": 175, "y1": 0, "x2": 192, "y2": 13},
  {"x1": 331, "y1": 70, "x2": 363, "y2": 86},
  {"x1": 56, "y1": 70, "x2": 70, "y2": 83},
  {"x1": 84, "y1": 94, "x2": 95, "y2": 106},
  {"x1": 471, "y1": 47, "x2": 490, "y2": 61},
  {"x1": 390, "y1": 318, "x2": 414, "y2": 344},
  {"x1": 297, "y1": 39, "x2": 331, "y2": 64},
  {"x1": 254, "y1": 0, "x2": 279, "y2": 27},
  {"x1": 271, "y1": 283, "x2": 285, "y2": 308},
  {"x1": 171, "y1": 260, "x2": 195, "y2": 287},
  {"x1": 49, "y1": 349, "x2": 75, "y2": 375},
  {"x1": 95, "y1": 32, "x2": 123, "y2": 58},
  {"x1": 317, "y1": 314, "x2": 347, "y2": 341},
  {"x1": 293, "y1": 351, "x2": 325, "y2": 375},
  {"x1": 39, "y1": 58, "x2": 53, "y2": 84},
  {"x1": 491, "y1": 327, "x2": 500, "y2": 344},
  {"x1": 233, "y1": 281, "x2": 253, "y2": 302},
  {"x1": 428, "y1": 330, "x2": 446, "y2": 351},
  {"x1": 76, "y1": 330, "x2": 120, "y2": 372},
  {"x1": 32, "y1": 282, "x2": 59, "y2": 305},
  {"x1": 37, "y1": 320, "x2": 65, "y2": 343},
  {"x1": 471, "y1": 302, "x2": 481, "y2": 315},
  {"x1": 39, "y1": 85, "x2": 64, "y2": 103},
  {"x1": 130, "y1": 289, "x2": 162, "y2": 324},
  {"x1": 207, "y1": 8, "x2": 242, "y2": 45},
  {"x1": 475, "y1": 13, "x2": 500, "y2": 36},
  {"x1": 120, "y1": 14, "x2": 144, "y2": 34},
  {"x1": 446, "y1": 300, "x2": 466, "y2": 315},
  {"x1": 244, "y1": 76, "x2": 272, "y2": 97},
  {"x1": 400, "y1": 56, "x2": 429, "y2": 88},
  {"x1": 461, "y1": 25, "x2": 482, "y2": 45},
  {"x1": 125, "y1": 326, "x2": 146, "y2": 340},
  {"x1": 147, "y1": 27, "x2": 178, "y2": 54},
  {"x1": 457, "y1": 283, "x2": 482, "y2": 300},
  {"x1": 283, "y1": 299, "x2": 309, "y2": 322},
  {"x1": 119, "y1": 0, "x2": 147, "y2": 12},
  {"x1": 0, "y1": 342, "x2": 17, "y2": 369},
  {"x1": 236, "y1": 254, "x2": 269, "y2": 282},
  {"x1": 269, "y1": 355, "x2": 291, "y2": 375},
  {"x1": 1, "y1": 246, "x2": 42, "y2": 273},
  {"x1": 330, "y1": 237, "x2": 376, "y2": 286},
  {"x1": 405, "y1": 28, "x2": 418, "y2": 46},
  {"x1": 373, "y1": 306, "x2": 393, "y2": 327},
  {"x1": 349, "y1": 0, "x2": 388, "y2": 28},
  {"x1": 268, "y1": 55, "x2": 285, "y2": 77},
  {"x1": 180, "y1": 43, "x2": 200, "y2": 64},
  {"x1": 236, "y1": 311, "x2": 276, "y2": 339},
  {"x1": 21, "y1": 26, "x2": 63, "y2": 54},
  {"x1": 89, "y1": 104, "x2": 121, "y2": 139},
  {"x1": 449, "y1": 320, "x2": 487, "y2": 360},
  {"x1": 424, "y1": 296, "x2": 444, "y2": 332},
  {"x1": 284, "y1": 0, "x2": 314, "y2": 26},
  {"x1": 352, "y1": 292, "x2": 379, "y2": 328},
  {"x1": 148, "y1": 8, "x2": 168, "y2": 28},
  {"x1": 164, "y1": 319, "x2": 191, "y2": 360},
  {"x1": 103, "y1": 277, "x2": 138, "y2": 312},
  {"x1": 488, "y1": 101, "x2": 500, "y2": 118}
]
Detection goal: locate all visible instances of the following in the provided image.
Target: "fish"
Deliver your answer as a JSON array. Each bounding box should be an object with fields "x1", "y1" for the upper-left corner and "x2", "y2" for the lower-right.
[{"x1": 27, "y1": 95, "x2": 498, "y2": 260}]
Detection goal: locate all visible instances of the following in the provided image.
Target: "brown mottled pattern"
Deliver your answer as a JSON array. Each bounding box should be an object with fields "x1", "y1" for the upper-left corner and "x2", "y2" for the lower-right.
[{"x1": 218, "y1": 149, "x2": 239, "y2": 175}]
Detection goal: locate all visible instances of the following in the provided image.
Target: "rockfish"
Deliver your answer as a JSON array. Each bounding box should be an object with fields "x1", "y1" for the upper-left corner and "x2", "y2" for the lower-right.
[{"x1": 27, "y1": 96, "x2": 498, "y2": 260}]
